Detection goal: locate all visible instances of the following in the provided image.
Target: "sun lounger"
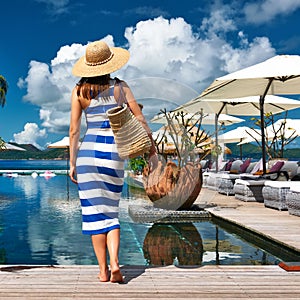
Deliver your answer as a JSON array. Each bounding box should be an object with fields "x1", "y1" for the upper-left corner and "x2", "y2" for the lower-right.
[
  {"x1": 217, "y1": 159, "x2": 257, "y2": 196},
  {"x1": 233, "y1": 178, "x2": 266, "y2": 202}
]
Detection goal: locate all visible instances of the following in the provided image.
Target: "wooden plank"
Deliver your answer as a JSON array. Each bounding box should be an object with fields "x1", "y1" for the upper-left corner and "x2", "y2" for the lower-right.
[
  {"x1": 201, "y1": 187, "x2": 300, "y2": 253},
  {"x1": 1, "y1": 265, "x2": 300, "y2": 299}
]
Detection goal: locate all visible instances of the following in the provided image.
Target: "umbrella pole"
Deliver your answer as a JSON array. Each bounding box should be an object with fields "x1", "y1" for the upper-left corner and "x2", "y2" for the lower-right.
[
  {"x1": 65, "y1": 148, "x2": 70, "y2": 201},
  {"x1": 239, "y1": 139, "x2": 243, "y2": 160},
  {"x1": 215, "y1": 226, "x2": 220, "y2": 265},
  {"x1": 215, "y1": 114, "x2": 219, "y2": 172},
  {"x1": 260, "y1": 79, "x2": 274, "y2": 174},
  {"x1": 214, "y1": 104, "x2": 226, "y2": 173},
  {"x1": 259, "y1": 97, "x2": 267, "y2": 173}
]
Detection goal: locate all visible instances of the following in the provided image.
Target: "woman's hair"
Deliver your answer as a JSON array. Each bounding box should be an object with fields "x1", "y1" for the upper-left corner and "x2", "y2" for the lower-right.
[{"x1": 76, "y1": 74, "x2": 111, "y2": 100}]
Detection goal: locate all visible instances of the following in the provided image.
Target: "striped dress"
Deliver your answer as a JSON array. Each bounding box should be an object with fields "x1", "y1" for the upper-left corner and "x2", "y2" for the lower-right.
[{"x1": 76, "y1": 80, "x2": 124, "y2": 235}]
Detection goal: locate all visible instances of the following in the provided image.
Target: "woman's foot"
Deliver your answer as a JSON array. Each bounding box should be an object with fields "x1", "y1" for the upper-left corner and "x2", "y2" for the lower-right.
[
  {"x1": 98, "y1": 269, "x2": 110, "y2": 282},
  {"x1": 110, "y1": 267, "x2": 124, "y2": 283}
]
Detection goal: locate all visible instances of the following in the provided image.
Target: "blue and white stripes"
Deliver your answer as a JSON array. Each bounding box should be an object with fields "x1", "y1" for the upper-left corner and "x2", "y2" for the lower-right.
[{"x1": 76, "y1": 81, "x2": 124, "y2": 235}]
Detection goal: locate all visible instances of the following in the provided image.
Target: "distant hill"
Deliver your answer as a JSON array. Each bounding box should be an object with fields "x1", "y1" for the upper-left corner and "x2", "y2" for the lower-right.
[
  {"x1": 0, "y1": 143, "x2": 67, "y2": 160},
  {"x1": 226, "y1": 143, "x2": 300, "y2": 160},
  {"x1": 1, "y1": 142, "x2": 300, "y2": 161}
]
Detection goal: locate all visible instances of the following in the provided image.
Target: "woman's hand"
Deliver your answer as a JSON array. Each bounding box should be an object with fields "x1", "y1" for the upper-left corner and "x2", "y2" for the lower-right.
[
  {"x1": 69, "y1": 165, "x2": 78, "y2": 184},
  {"x1": 148, "y1": 144, "x2": 158, "y2": 171}
]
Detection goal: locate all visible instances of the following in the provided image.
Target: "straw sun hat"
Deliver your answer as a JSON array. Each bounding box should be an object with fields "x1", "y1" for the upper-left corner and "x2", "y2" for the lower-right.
[{"x1": 72, "y1": 40, "x2": 130, "y2": 77}]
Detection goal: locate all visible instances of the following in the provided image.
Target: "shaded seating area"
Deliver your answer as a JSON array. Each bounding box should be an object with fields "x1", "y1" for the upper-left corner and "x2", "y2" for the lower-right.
[
  {"x1": 234, "y1": 161, "x2": 300, "y2": 213},
  {"x1": 202, "y1": 159, "x2": 300, "y2": 216},
  {"x1": 217, "y1": 158, "x2": 254, "y2": 196},
  {"x1": 203, "y1": 159, "x2": 251, "y2": 192},
  {"x1": 203, "y1": 158, "x2": 261, "y2": 195}
]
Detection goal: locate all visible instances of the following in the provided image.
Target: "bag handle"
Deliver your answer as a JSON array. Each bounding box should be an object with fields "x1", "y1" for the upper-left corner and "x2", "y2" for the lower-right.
[{"x1": 114, "y1": 77, "x2": 128, "y2": 107}]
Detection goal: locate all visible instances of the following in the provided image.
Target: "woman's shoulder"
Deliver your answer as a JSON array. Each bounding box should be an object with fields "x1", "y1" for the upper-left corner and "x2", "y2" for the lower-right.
[{"x1": 113, "y1": 77, "x2": 128, "y2": 86}]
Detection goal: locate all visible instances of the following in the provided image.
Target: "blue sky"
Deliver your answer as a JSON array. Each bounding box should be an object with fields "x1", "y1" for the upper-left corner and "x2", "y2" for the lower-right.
[{"x1": 1, "y1": 0, "x2": 300, "y2": 149}]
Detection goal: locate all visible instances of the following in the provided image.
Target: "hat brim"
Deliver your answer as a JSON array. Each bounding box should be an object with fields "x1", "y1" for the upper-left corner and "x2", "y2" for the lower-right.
[{"x1": 72, "y1": 47, "x2": 130, "y2": 77}]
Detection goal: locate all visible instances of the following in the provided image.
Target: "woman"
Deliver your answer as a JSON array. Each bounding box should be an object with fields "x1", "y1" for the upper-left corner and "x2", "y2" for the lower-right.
[{"x1": 69, "y1": 40, "x2": 156, "y2": 283}]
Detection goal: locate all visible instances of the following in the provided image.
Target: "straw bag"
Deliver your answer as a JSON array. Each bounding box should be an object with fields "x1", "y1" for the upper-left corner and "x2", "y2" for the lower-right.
[{"x1": 107, "y1": 103, "x2": 151, "y2": 159}]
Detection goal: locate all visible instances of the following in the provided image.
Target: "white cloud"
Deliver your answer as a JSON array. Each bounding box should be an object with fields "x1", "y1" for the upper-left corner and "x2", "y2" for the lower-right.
[
  {"x1": 219, "y1": 34, "x2": 275, "y2": 73},
  {"x1": 19, "y1": 13, "x2": 276, "y2": 137},
  {"x1": 12, "y1": 123, "x2": 47, "y2": 149},
  {"x1": 34, "y1": 0, "x2": 70, "y2": 15},
  {"x1": 200, "y1": 3, "x2": 237, "y2": 36},
  {"x1": 244, "y1": 0, "x2": 300, "y2": 24},
  {"x1": 20, "y1": 60, "x2": 62, "y2": 107},
  {"x1": 123, "y1": 16, "x2": 275, "y2": 101}
]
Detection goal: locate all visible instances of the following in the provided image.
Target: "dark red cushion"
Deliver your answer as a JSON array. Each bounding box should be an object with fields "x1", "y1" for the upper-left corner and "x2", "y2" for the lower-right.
[
  {"x1": 239, "y1": 158, "x2": 251, "y2": 173},
  {"x1": 225, "y1": 161, "x2": 233, "y2": 171},
  {"x1": 269, "y1": 161, "x2": 284, "y2": 173}
]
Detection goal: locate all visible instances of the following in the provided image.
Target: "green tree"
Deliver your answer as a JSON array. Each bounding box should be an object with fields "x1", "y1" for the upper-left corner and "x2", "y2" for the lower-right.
[
  {"x1": 0, "y1": 75, "x2": 8, "y2": 107},
  {"x1": 0, "y1": 137, "x2": 6, "y2": 150},
  {"x1": 128, "y1": 156, "x2": 147, "y2": 175}
]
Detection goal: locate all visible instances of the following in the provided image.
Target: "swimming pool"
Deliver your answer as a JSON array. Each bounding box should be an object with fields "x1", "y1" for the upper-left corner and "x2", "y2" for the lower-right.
[{"x1": 0, "y1": 173, "x2": 299, "y2": 266}]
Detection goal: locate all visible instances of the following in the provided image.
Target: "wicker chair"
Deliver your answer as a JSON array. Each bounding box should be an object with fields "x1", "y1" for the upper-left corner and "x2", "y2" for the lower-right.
[
  {"x1": 286, "y1": 185, "x2": 300, "y2": 216},
  {"x1": 262, "y1": 181, "x2": 297, "y2": 210},
  {"x1": 233, "y1": 178, "x2": 266, "y2": 202}
]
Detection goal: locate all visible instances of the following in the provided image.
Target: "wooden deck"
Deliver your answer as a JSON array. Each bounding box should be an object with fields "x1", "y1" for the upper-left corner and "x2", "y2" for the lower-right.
[
  {"x1": 1, "y1": 188, "x2": 300, "y2": 299},
  {"x1": 0, "y1": 264, "x2": 300, "y2": 299},
  {"x1": 197, "y1": 188, "x2": 300, "y2": 253}
]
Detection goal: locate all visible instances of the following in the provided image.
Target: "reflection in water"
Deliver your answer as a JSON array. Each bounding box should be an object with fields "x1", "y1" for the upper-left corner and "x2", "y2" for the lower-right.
[
  {"x1": 13, "y1": 176, "x2": 39, "y2": 200},
  {"x1": 202, "y1": 225, "x2": 242, "y2": 264},
  {"x1": 143, "y1": 223, "x2": 203, "y2": 266},
  {"x1": 1, "y1": 175, "x2": 299, "y2": 266},
  {"x1": 0, "y1": 175, "x2": 92, "y2": 265}
]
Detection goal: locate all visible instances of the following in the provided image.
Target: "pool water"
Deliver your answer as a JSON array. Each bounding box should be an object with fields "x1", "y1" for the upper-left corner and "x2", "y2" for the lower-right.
[{"x1": 0, "y1": 173, "x2": 299, "y2": 266}]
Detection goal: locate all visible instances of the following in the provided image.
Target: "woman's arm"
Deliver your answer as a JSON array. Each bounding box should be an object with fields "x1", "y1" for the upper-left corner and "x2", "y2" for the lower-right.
[
  {"x1": 69, "y1": 87, "x2": 82, "y2": 183},
  {"x1": 121, "y1": 82, "x2": 157, "y2": 157}
]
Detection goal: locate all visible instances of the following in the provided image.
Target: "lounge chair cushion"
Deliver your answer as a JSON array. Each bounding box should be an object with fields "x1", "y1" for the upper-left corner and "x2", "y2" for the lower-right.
[
  {"x1": 251, "y1": 159, "x2": 263, "y2": 174},
  {"x1": 224, "y1": 160, "x2": 233, "y2": 171},
  {"x1": 269, "y1": 160, "x2": 284, "y2": 173},
  {"x1": 229, "y1": 160, "x2": 243, "y2": 172},
  {"x1": 239, "y1": 158, "x2": 251, "y2": 173}
]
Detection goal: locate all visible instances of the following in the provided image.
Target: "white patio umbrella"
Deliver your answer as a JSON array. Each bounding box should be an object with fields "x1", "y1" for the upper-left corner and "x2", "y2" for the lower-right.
[
  {"x1": 196, "y1": 55, "x2": 300, "y2": 172},
  {"x1": 176, "y1": 95, "x2": 300, "y2": 117},
  {"x1": 174, "y1": 95, "x2": 300, "y2": 170},
  {"x1": 151, "y1": 111, "x2": 245, "y2": 126},
  {"x1": 218, "y1": 126, "x2": 260, "y2": 159},
  {"x1": 2, "y1": 143, "x2": 26, "y2": 151},
  {"x1": 48, "y1": 136, "x2": 70, "y2": 148},
  {"x1": 239, "y1": 118, "x2": 300, "y2": 145},
  {"x1": 270, "y1": 118, "x2": 300, "y2": 136},
  {"x1": 218, "y1": 126, "x2": 260, "y2": 144}
]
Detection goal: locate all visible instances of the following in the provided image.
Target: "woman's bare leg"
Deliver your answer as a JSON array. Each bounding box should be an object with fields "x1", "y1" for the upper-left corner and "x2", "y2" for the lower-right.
[
  {"x1": 106, "y1": 228, "x2": 123, "y2": 282},
  {"x1": 91, "y1": 233, "x2": 109, "y2": 282}
]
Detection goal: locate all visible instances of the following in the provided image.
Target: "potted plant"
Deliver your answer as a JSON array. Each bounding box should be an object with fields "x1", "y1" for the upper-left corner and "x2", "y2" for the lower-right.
[{"x1": 143, "y1": 110, "x2": 214, "y2": 210}]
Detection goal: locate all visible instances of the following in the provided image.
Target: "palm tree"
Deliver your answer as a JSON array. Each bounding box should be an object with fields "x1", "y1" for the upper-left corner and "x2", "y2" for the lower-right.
[
  {"x1": 0, "y1": 75, "x2": 8, "y2": 107},
  {"x1": 0, "y1": 137, "x2": 6, "y2": 150},
  {"x1": 0, "y1": 75, "x2": 8, "y2": 151}
]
